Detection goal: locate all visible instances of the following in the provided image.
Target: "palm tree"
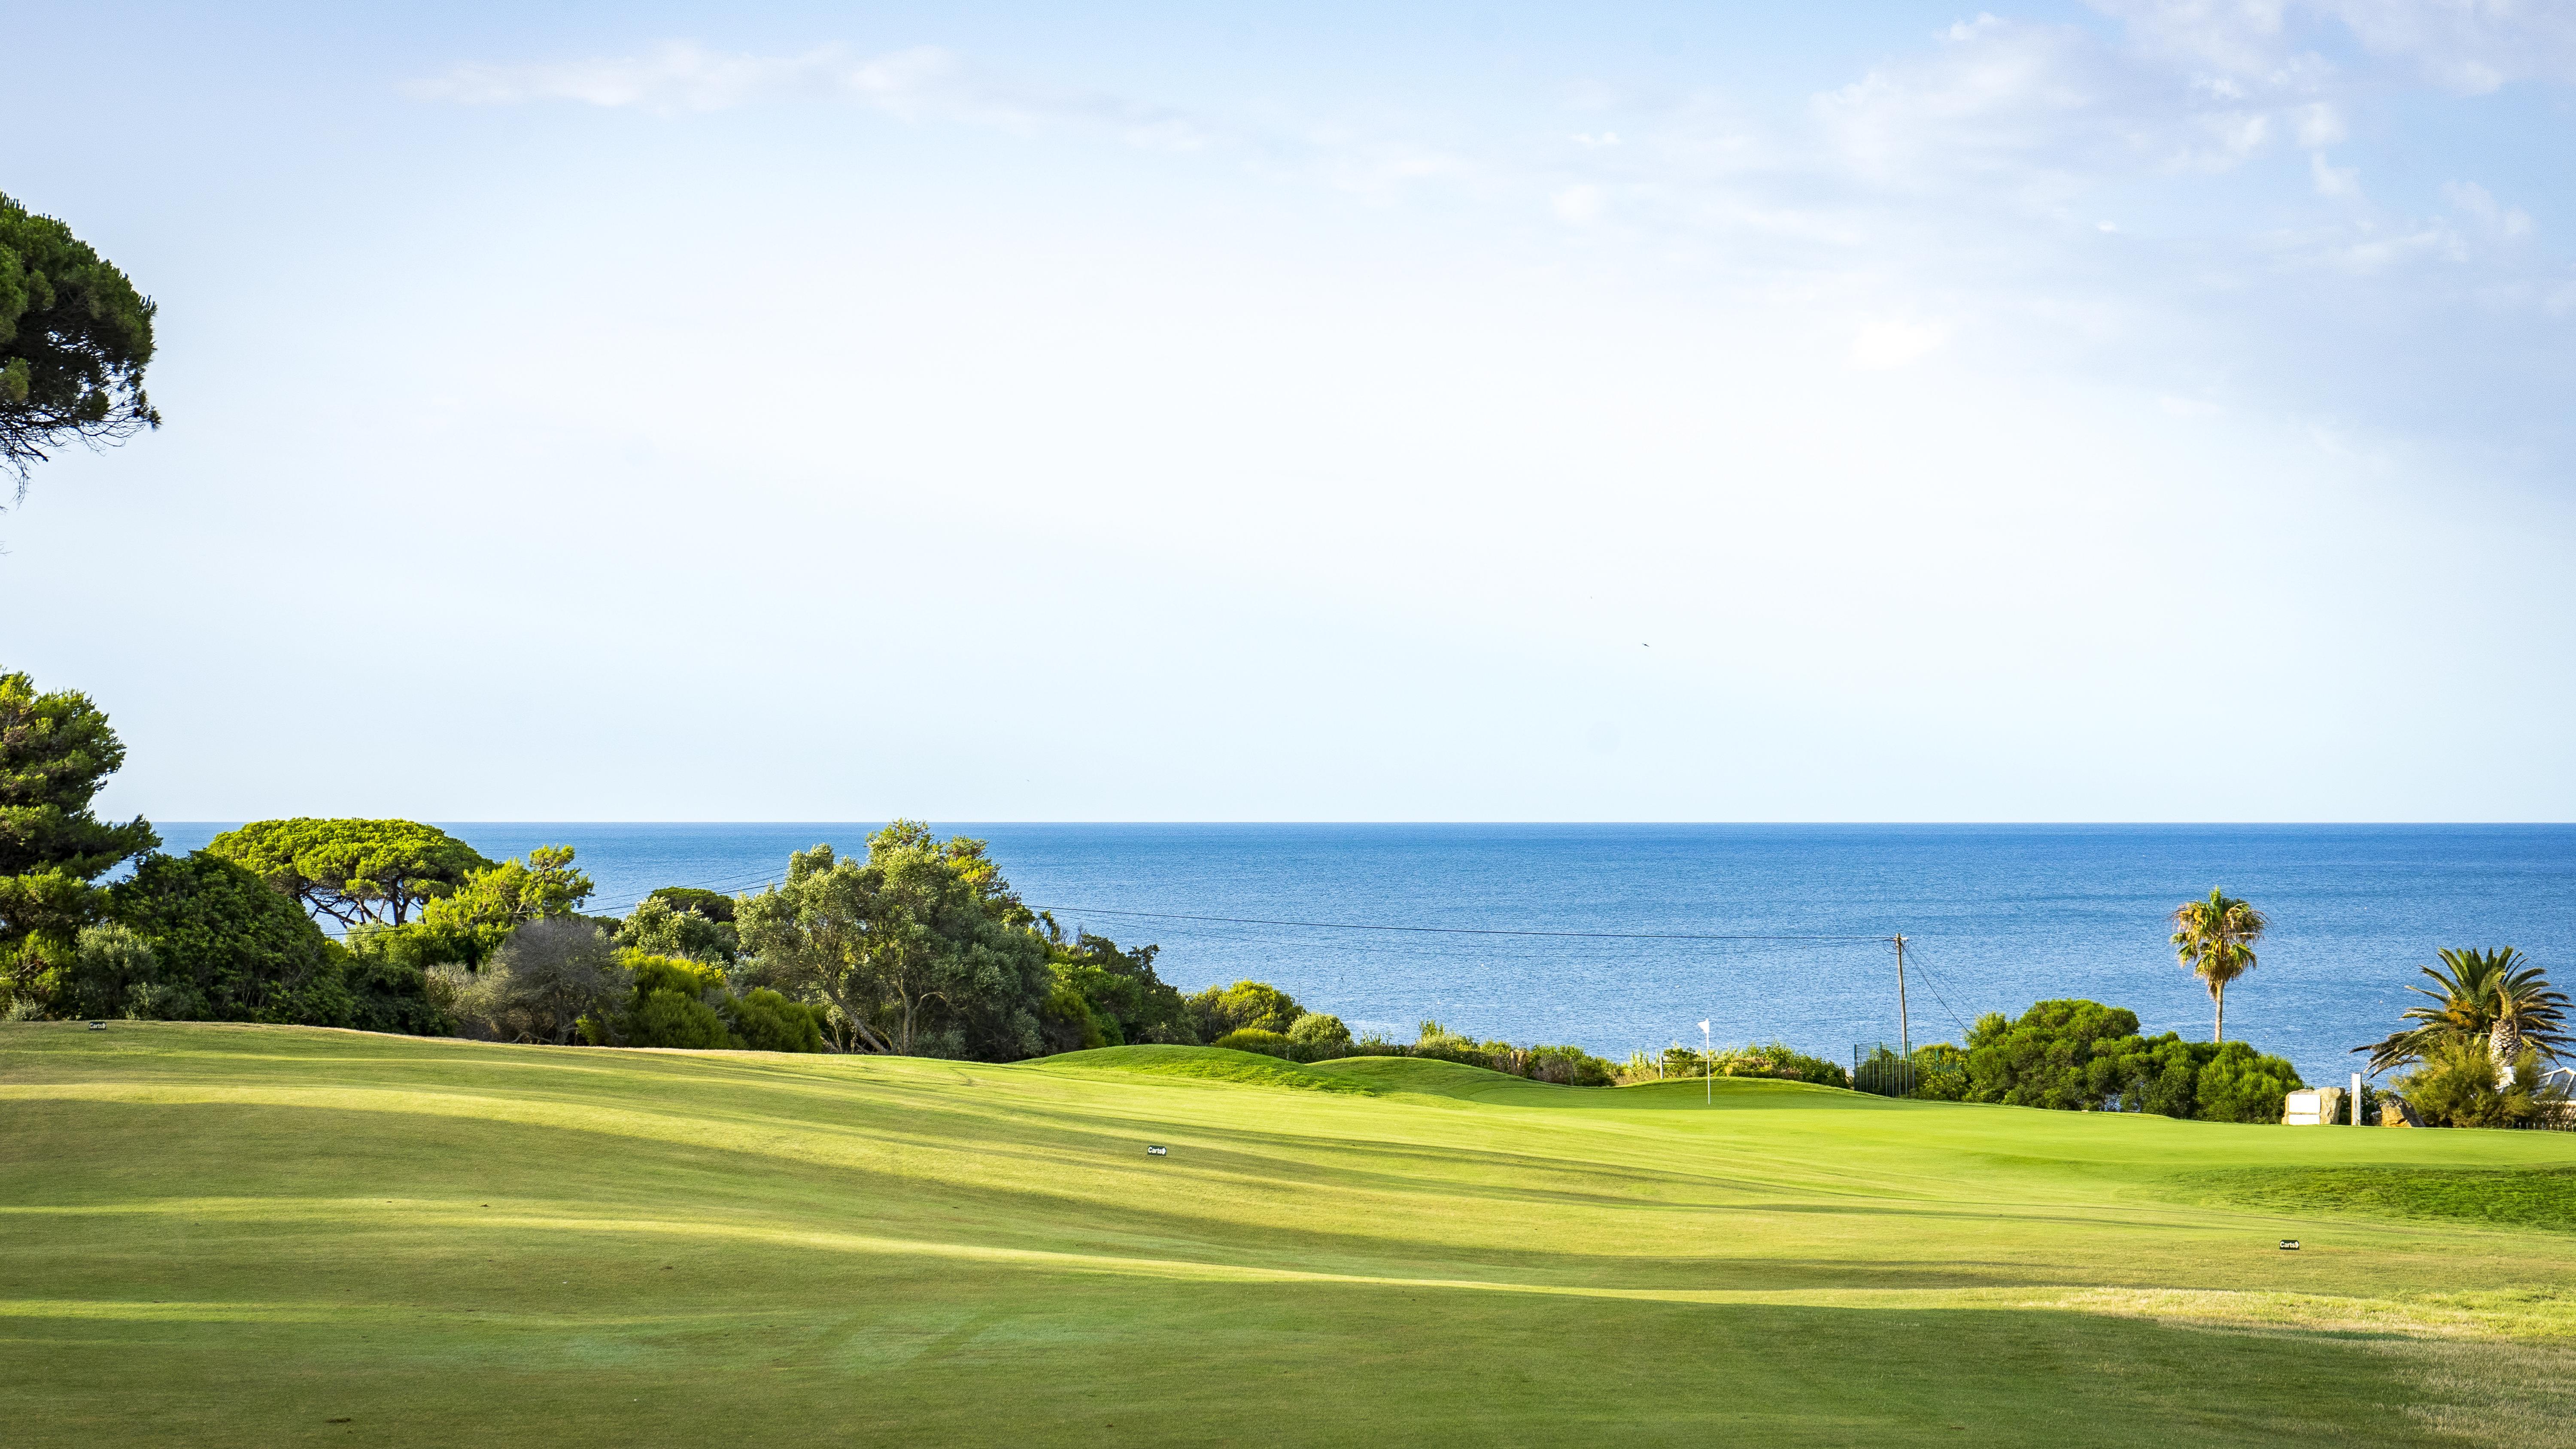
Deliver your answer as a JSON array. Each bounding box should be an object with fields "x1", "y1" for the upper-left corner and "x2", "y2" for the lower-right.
[
  {"x1": 2171, "y1": 888, "x2": 2267, "y2": 1042},
  {"x1": 2359, "y1": 947, "x2": 2572, "y2": 1075}
]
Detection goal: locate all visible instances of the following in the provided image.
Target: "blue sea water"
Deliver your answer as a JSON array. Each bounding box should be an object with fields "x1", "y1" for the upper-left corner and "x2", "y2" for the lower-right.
[{"x1": 155, "y1": 823, "x2": 2576, "y2": 1087}]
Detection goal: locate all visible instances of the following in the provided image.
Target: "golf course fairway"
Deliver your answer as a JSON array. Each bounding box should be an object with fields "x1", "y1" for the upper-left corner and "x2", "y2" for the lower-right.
[{"x1": 7, "y1": 1023, "x2": 2576, "y2": 1446}]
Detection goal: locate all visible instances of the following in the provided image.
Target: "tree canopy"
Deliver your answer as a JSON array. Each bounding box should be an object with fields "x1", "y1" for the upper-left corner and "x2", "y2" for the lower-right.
[
  {"x1": 97, "y1": 852, "x2": 349, "y2": 1025},
  {"x1": 2358, "y1": 946, "x2": 2572, "y2": 1074},
  {"x1": 1946, "y1": 998, "x2": 2304, "y2": 1122},
  {"x1": 2171, "y1": 888, "x2": 2267, "y2": 1043},
  {"x1": 0, "y1": 670, "x2": 159, "y2": 882},
  {"x1": 735, "y1": 823, "x2": 1051, "y2": 1057},
  {"x1": 205, "y1": 818, "x2": 492, "y2": 928},
  {"x1": 0, "y1": 194, "x2": 159, "y2": 498},
  {"x1": 0, "y1": 670, "x2": 158, "y2": 1007}
]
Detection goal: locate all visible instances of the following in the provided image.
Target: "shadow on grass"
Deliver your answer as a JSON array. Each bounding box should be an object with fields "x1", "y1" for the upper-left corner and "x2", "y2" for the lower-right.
[{"x1": 1, "y1": 1264, "x2": 2548, "y2": 1448}]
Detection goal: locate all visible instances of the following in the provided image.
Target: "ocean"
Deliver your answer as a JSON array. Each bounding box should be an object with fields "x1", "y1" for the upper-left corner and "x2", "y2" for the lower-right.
[{"x1": 155, "y1": 823, "x2": 2576, "y2": 1087}]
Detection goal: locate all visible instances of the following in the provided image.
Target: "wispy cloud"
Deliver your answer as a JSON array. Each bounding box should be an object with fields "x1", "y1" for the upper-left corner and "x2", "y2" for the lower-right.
[
  {"x1": 407, "y1": 12, "x2": 2574, "y2": 459},
  {"x1": 406, "y1": 41, "x2": 1216, "y2": 149},
  {"x1": 2092, "y1": 0, "x2": 2576, "y2": 92}
]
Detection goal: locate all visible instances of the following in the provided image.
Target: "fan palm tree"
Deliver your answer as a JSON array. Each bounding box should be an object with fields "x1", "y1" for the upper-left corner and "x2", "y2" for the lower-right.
[
  {"x1": 2359, "y1": 947, "x2": 2571, "y2": 1075},
  {"x1": 2171, "y1": 888, "x2": 2267, "y2": 1042}
]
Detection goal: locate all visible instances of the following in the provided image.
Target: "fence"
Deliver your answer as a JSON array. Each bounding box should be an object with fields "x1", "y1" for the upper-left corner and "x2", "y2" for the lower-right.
[{"x1": 1851, "y1": 1043, "x2": 1915, "y2": 1098}]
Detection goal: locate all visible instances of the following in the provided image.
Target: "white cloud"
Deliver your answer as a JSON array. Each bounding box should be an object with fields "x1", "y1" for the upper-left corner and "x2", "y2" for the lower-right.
[
  {"x1": 405, "y1": 41, "x2": 1218, "y2": 149},
  {"x1": 2444, "y1": 180, "x2": 2535, "y2": 239},
  {"x1": 1551, "y1": 184, "x2": 1606, "y2": 224},
  {"x1": 2291, "y1": 100, "x2": 2347, "y2": 146},
  {"x1": 2310, "y1": 151, "x2": 2361, "y2": 196},
  {"x1": 2092, "y1": 0, "x2": 2576, "y2": 90},
  {"x1": 404, "y1": 42, "x2": 953, "y2": 114}
]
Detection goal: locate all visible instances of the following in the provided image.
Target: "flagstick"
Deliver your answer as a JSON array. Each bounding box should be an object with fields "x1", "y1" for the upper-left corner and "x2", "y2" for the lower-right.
[{"x1": 1700, "y1": 1020, "x2": 1712, "y2": 1106}]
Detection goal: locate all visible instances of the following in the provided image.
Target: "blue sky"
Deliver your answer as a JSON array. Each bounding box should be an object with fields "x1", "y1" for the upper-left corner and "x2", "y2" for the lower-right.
[{"x1": 6, "y1": 1, "x2": 2574, "y2": 821}]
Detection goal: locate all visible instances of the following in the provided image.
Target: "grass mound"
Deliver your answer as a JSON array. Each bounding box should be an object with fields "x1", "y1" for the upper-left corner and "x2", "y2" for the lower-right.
[
  {"x1": 2204, "y1": 1165, "x2": 2576, "y2": 1233},
  {"x1": 1035, "y1": 1043, "x2": 1377, "y2": 1093},
  {"x1": 9, "y1": 1022, "x2": 2576, "y2": 1447}
]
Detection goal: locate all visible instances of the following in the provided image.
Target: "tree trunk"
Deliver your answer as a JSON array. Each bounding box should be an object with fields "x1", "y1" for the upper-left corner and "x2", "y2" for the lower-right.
[
  {"x1": 2492, "y1": 1022, "x2": 2521, "y2": 1088},
  {"x1": 2214, "y1": 979, "x2": 2225, "y2": 1043}
]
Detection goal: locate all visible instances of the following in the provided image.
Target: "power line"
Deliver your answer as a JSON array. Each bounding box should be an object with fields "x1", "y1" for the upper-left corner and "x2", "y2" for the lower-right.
[
  {"x1": 1027, "y1": 904, "x2": 1893, "y2": 944},
  {"x1": 1895, "y1": 940, "x2": 1974, "y2": 1037}
]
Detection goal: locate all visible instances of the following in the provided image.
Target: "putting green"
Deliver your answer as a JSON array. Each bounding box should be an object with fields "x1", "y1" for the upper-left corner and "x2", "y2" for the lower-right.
[{"x1": 5, "y1": 1023, "x2": 2574, "y2": 1446}]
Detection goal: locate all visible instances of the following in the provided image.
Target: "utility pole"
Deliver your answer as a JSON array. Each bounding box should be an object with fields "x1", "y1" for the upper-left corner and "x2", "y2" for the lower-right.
[{"x1": 1893, "y1": 934, "x2": 1911, "y2": 1095}]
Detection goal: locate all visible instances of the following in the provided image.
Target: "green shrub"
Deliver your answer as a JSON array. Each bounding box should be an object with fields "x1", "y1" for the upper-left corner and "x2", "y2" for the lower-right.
[
  {"x1": 618, "y1": 894, "x2": 738, "y2": 965},
  {"x1": 57, "y1": 923, "x2": 166, "y2": 1020},
  {"x1": 1912, "y1": 1043, "x2": 1969, "y2": 1100},
  {"x1": 2193, "y1": 1040, "x2": 2307, "y2": 1124},
  {"x1": 1522, "y1": 1044, "x2": 1616, "y2": 1085},
  {"x1": 647, "y1": 887, "x2": 736, "y2": 923},
  {"x1": 1661, "y1": 1042, "x2": 1849, "y2": 1088},
  {"x1": 1213, "y1": 1028, "x2": 1296, "y2": 1059},
  {"x1": 1958, "y1": 999, "x2": 2304, "y2": 1119},
  {"x1": 1042, "y1": 932, "x2": 1192, "y2": 1046},
  {"x1": 454, "y1": 919, "x2": 627, "y2": 1045},
  {"x1": 629, "y1": 988, "x2": 736, "y2": 1049},
  {"x1": 1188, "y1": 980, "x2": 1304, "y2": 1040},
  {"x1": 103, "y1": 852, "x2": 354, "y2": 1026},
  {"x1": 1039, "y1": 974, "x2": 1113, "y2": 1053},
  {"x1": 727, "y1": 988, "x2": 826, "y2": 1053},
  {"x1": 2396, "y1": 1035, "x2": 2555, "y2": 1128},
  {"x1": 1287, "y1": 1012, "x2": 1353, "y2": 1058}
]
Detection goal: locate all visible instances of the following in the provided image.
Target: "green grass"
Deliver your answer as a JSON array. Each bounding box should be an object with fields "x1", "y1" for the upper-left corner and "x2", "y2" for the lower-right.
[
  {"x1": 6, "y1": 1024, "x2": 2576, "y2": 1446},
  {"x1": 2201, "y1": 1165, "x2": 2576, "y2": 1234}
]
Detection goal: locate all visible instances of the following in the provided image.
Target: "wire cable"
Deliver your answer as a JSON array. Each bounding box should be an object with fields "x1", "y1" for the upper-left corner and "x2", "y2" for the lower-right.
[
  {"x1": 1896, "y1": 940, "x2": 1974, "y2": 1037},
  {"x1": 1025, "y1": 903, "x2": 1893, "y2": 944}
]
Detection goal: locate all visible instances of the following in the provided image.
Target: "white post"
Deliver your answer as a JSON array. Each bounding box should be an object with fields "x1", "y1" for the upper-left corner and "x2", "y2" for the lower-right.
[{"x1": 2351, "y1": 1071, "x2": 2363, "y2": 1126}]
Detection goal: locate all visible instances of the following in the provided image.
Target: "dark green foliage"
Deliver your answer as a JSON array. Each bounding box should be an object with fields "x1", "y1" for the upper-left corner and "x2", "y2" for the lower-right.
[
  {"x1": 734, "y1": 824, "x2": 1052, "y2": 1059},
  {"x1": 727, "y1": 988, "x2": 826, "y2": 1053},
  {"x1": 1040, "y1": 976, "x2": 1112, "y2": 1052},
  {"x1": 1287, "y1": 1011, "x2": 1352, "y2": 1057},
  {"x1": 1186, "y1": 979, "x2": 1303, "y2": 1040},
  {"x1": 100, "y1": 852, "x2": 351, "y2": 1025},
  {"x1": 631, "y1": 988, "x2": 734, "y2": 1049},
  {"x1": 204, "y1": 819, "x2": 492, "y2": 929},
  {"x1": 2394, "y1": 1035, "x2": 2557, "y2": 1129},
  {"x1": 1042, "y1": 927, "x2": 1191, "y2": 1046},
  {"x1": 586, "y1": 952, "x2": 731, "y2": 1049},
  {"x1": 581, "y1": 951, "x2": 825, "y2": 1053},
  {"x1": 617, "y1": 894, "x2": 737, "y2": 965},
  {"x1": 2190, "y1": 1040, "x2": 2309, "y2": 1123},
  {"x1": 0, "y1": 672, "x2": 158, "y2": 882},
  {"x1": 0, "y1": 194, "x2": 159, "y2": 492},
  {"x1": 1855, "y1": 1042, "x2": 1971, "y2": 1100},
  {"x1": 0, "y1": 670, "x2": 158, "y2": 1008},
  {"x1": 1966, "y1": 1001, "x2": 2143, "y2": 1109},
  {"x1": 2360, "y1": 947, "x2": 2571, "y2": 1073},
  {"x1": 337, "y1": 939, "x2": 451, "y2": 1036},
  {"x1": 648, "y1": 887, "x2": 736, "y2": 924},
  {"x1": 1956, "y1": 1000, "x2": 2304, "y2": 1121}
]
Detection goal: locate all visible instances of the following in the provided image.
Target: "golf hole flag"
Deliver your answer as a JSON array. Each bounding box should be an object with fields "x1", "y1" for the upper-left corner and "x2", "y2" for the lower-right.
[{"x1": 1698, "y1": 1021, "x2": 1709, "y2": 1033}]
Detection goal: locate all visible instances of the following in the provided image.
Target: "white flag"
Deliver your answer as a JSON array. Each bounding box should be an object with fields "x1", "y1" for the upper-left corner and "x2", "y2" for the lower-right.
[{"x1": 1697, "y1": 1020, "x2": 1710, "y2": 1033}]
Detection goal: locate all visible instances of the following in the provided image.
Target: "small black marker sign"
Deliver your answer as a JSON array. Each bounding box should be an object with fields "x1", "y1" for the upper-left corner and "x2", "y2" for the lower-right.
[
  {"x1": 2279, "y1": 1240, "x2": 2300, "y2": 1251},
  {"x1": 1147, "y1": 1146, "x2": 1168, "y2": 1156}
]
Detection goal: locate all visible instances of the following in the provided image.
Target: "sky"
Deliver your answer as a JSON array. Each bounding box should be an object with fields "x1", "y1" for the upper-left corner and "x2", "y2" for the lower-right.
[{"x1": 5, "y1": 0, "x2": 2574, "y2": 823}]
